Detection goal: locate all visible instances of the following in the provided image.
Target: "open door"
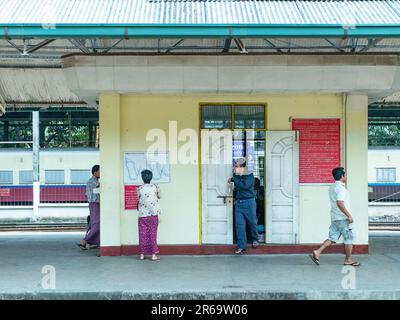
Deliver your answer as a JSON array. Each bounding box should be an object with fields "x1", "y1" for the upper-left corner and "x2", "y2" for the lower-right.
[
  {"x1": 201, "y1": 130, "x2": 233, "y2": 244},
  {"x1": 266, "y1": 131, "x2": 299, "y2": 244}
]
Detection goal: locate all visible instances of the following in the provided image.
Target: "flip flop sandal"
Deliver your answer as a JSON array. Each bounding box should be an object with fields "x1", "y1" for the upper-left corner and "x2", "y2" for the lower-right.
[
  {"x1": 344, "y1": 261, "x2": 361, "y2": 267},
  {"x1": 76, "y1": 243, "x2": 88, "y2": 250},
  {"x1": 235, "y1": 248, "x2": 245, "y2": 255},
  {"x1": 309, "y1": 253, "x2": 320, "y2": 265}
]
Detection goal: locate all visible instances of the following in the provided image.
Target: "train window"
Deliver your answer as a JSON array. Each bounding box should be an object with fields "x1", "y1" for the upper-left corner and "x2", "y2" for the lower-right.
[
  {"x1": 19, "y1": 170, "x2": 33, "y2": 185},
  {"x1": 45, "y1": 170, "x2": 65, "y2": 184},
  {"x1": 71, "y1": 170, "x2": 91, "y2": 184},
  {"x1": 0, "y1": 171, "x2": 13, "y2": 184},
  {"x1": 376, "y1": 168, "x2": 396, "y2": 183}
]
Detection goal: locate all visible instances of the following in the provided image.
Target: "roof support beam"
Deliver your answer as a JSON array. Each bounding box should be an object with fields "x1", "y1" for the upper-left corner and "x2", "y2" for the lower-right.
[
  {"x1": 325, "y1": 39, "x2": 345, "y2": 53},
  {"x1": 233, "y1": 38, "x2": 248, "y2": 53},
  {"x1": 264, "y1": 39, "x2": 283, "y2": 53},
  {"x1": 102, "y1": 39, "x2": 123, "y2": 53},
  {"x1": 4, "y1": 25, "x2": 400, "y2": 39},
  {"x1": 359, "y1": 38, "x2": 383, "y2": 52},
  {"x1": 6, "y1": 40, "x2": 23, "y2": 54},
  {"x1": 165, "y1": 39, "x2": 185, "y2": 53},
  {"x1": 69, "y1": 39, "x2": 91, "y2": 54},
  {"x1": 26, "y1": 39, "x2": 55, "y2": 54},
  {"x1": 222, "y1": 38, "x2": 232, "y2": 53}
]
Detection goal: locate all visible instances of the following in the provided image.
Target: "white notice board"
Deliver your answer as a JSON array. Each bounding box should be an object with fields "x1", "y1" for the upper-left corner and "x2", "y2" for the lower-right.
[{"x1": 124, "y1": 152, "x2": 171, "y2": 184}]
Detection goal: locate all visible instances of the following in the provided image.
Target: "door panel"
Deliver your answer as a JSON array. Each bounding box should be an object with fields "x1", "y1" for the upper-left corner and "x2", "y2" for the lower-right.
[
  {"x1": 201, "y1": 130, "x2": 233, "y2": 244},
  {"x1": 266, "y1": 131, "x2": 299, "y2": 244}
]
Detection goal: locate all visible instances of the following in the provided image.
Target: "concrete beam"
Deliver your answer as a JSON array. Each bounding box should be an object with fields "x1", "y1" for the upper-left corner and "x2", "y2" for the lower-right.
[{"x1": 62, "y1": 54, "x2": 400, "y2": 103}]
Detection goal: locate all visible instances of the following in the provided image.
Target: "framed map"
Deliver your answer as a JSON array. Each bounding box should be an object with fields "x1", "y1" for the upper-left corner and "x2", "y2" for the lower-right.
[{"x1": 124, "y1": 152, "x2": 171, "y2": 184}]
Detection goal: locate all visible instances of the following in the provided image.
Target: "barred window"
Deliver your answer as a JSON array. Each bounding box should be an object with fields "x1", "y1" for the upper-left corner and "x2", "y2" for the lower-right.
[
  {"x1": 0, "y1": 171, "x2": 13, "y2": 184},
  {"x1": 45, "y1": 170, "x2": 65, "y2": 184},
  {"x1": 376, "y1": 168, "x2": 396, "y2": 183},
  {"x1": 71, "y1": 170, "x2": 91, "y2": 184}
]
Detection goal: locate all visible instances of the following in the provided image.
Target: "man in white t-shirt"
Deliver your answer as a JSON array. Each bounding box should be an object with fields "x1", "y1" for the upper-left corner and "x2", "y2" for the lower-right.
[{"x1": 309, "y1": 167, "x2": 360, "y2": 266}]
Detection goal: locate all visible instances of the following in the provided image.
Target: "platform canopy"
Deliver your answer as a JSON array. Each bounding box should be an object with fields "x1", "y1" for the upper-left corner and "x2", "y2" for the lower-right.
[
  {"x1": 1, "y1": 0, "x2": 400, "y2": 57},
  {"x1": 2, "y1": 0, "x2": 400, "y2": 108}
]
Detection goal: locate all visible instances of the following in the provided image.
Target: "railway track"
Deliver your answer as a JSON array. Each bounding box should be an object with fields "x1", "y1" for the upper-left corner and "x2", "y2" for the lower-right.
[
  {"x1": 369, "y1": 222, "x2": 400, "y2": 231},
  {"x1": 0, "y1": 223, "x2": 87, "y2": 232}
]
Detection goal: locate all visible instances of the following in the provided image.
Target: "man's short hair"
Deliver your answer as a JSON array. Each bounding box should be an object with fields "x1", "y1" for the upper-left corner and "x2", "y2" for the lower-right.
[
  {"x1": 332, "y1": 167, "x2": 345, "y2": 181},
  {"x1": 141, "y1": 170, "x2": 153, "y2": 184},
  {"x1": 92, "y1": 165, "x2": 100, "y2": 175}
]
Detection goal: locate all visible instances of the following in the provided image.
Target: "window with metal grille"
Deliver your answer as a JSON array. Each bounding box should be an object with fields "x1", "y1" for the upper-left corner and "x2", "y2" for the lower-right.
[
  {"x1": 233, "y1": 105, "x2": 265, "y2": 129},
  {"x1": 19, "y1": 170, "x2": 33, "y2": 185},
  {"x1": 201, "y1": 104, "x2": 265, "y2": 129},
  {"x1": 70, "y1": 170, "x2": 91, "y2": 184},
  {"x1": 45, "y1": 170, "x2": 65, "y2": 184},
  {"x1": 0, "y1": 171, "x2": 13, "y2": 184},
  {"x1": 201, "y1": 105, "x2": 232, "y2": 129},
  {"x1": 376, "y1": 168, "x2": 396, "y2": 183}
]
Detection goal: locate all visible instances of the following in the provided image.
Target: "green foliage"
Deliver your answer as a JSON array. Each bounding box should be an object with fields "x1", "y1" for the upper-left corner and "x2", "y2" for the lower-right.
[{"x1": 369, "y1": 124, "x2": 400, "y2": 146}]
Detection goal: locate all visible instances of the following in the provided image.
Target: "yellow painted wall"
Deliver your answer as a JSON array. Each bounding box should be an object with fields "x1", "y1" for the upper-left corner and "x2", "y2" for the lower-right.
[
  {"x1": 119, "y1": 95, "x2": 200, "y2": 245},
  {"x1": 99, "y1": 93, "x2": 368, "y2": 246}
]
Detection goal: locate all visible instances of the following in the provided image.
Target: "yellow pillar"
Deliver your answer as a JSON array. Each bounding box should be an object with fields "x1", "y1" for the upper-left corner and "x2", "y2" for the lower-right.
[
  {"x1": 345, "y1": 93, "x2": 369, "y2": 246},
  {"x1": 99, "y1": 93, "x2": 122, "y2": 255}
]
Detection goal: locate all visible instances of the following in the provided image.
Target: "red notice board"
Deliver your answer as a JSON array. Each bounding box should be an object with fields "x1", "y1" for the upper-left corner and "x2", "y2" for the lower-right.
[
  {"x1": 124, "y1": 185, "x2": 139, "y2": 210},
  {"x1": 292, "y1": 119, "x2": 341, "y2": 183}
]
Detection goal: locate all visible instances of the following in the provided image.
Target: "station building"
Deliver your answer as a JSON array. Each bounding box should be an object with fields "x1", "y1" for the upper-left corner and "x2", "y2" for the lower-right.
[{"x1": 2, "y1": 0, "x2": 400, "y2": 255}]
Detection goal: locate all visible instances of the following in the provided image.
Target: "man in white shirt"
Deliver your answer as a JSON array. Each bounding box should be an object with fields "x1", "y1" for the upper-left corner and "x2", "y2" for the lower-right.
[{"x1": 309, "y1": 167, "x2": 360, "y2": 266}]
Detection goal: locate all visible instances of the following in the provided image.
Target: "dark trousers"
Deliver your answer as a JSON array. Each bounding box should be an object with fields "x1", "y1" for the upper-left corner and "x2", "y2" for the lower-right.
[{"x1": 235, "y1": 198, "x2": 258, "y2": 250}]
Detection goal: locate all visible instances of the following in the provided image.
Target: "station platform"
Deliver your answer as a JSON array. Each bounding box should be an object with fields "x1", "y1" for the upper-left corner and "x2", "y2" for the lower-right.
[{"x1": 0, "y1": 231, "x2": 399, "y2": 300}]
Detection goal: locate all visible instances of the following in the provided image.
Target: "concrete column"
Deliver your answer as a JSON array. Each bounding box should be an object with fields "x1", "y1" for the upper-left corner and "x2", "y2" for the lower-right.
[
  {"x1": 345, "y1": 94, "x2": 369, "y2": 246},
  {"x1": 99, "y1": 93, "x2": 122, "y2": 255}
]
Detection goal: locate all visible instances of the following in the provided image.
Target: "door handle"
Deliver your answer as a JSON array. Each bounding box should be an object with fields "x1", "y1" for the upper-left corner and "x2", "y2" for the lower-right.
[{"x1": 217, "y1": 195, "x2": 233, "y2": 204}]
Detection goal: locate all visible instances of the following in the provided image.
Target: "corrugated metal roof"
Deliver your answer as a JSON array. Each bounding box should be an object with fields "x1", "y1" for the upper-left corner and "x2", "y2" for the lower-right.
[{"x1": 1, "y1": 0, "x2": 400, "y2": 25}]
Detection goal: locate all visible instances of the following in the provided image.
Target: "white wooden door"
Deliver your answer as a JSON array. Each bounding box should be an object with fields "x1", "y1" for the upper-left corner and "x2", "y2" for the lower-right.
[
  {"x1": 201, "y1": 130, "x2": 233, "y2": 244},
  {"x1": 266, "y1": 131, "x2": 299, "y2": 244}
]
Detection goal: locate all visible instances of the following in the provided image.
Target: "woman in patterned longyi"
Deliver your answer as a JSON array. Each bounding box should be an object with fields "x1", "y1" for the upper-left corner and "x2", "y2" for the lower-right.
[{"x1": 137, "y1": 169, "x2": 162, "y2": 261}]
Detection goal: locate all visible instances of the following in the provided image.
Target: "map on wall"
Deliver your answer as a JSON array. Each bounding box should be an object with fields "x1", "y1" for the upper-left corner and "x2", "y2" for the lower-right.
[{"x1": 124, "y1": 152, "x2": 171, "y2": 184}]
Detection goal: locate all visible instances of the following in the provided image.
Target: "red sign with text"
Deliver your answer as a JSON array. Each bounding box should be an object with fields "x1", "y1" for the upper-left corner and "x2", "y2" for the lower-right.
[
  {"x1": 0, "y1": 188, "x2": 10, "y2": 197},
  {"x1": 124, "y1": 185, "x2": 139, "y2": 210},
  {"x1": 292, "y1": 119, "x2": 341, "y2": 183}
]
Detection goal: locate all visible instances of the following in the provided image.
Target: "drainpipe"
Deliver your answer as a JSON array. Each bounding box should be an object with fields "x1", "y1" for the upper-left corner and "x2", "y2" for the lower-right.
[{"x1": 32, "y1": 111, "x2": 40, "y2": 222}]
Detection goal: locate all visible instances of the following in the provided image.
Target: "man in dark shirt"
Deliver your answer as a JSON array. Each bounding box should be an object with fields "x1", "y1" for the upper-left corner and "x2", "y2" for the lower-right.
[{"x1": 228, "y1": 158, "x2": 259, "y2": 254}]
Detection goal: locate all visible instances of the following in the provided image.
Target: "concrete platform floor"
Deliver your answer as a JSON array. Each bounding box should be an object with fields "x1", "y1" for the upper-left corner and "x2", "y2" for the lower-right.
[{"x1": 0, "y1": 231, "x2": 400, "y2": 299}]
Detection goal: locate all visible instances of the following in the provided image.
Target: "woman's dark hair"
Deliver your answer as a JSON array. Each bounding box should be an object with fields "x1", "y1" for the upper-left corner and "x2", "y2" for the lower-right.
[
  {"x1": 332, "y1": 167, "x2": 345, "y2": 181},
  {"x1": 141, "y1": 170, "x2": 153, "y2": 184},
  {"x1": 92, "y1": 165, "x2": 100, "y2": 175}
]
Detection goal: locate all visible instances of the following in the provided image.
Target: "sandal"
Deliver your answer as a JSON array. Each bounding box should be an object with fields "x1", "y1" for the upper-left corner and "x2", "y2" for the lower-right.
[
  {"x1": 235, "y1": 248, "x2": 245, "y2": 255},
  {"x1": 151, "y1": 255, "x2": 160, "y2": 261},
  {"x1": 77, "y1": 243, "x2": 88, "y2": 250},
  {"x1": 344, "y1": 261, "x2": 361, "y2": 267},
  {"x1": 309, "y1": 252, "x2": 320, "y2": 265},
  {"x1": 139, "y1": 254, "x2": 145, "y2": 260}
]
